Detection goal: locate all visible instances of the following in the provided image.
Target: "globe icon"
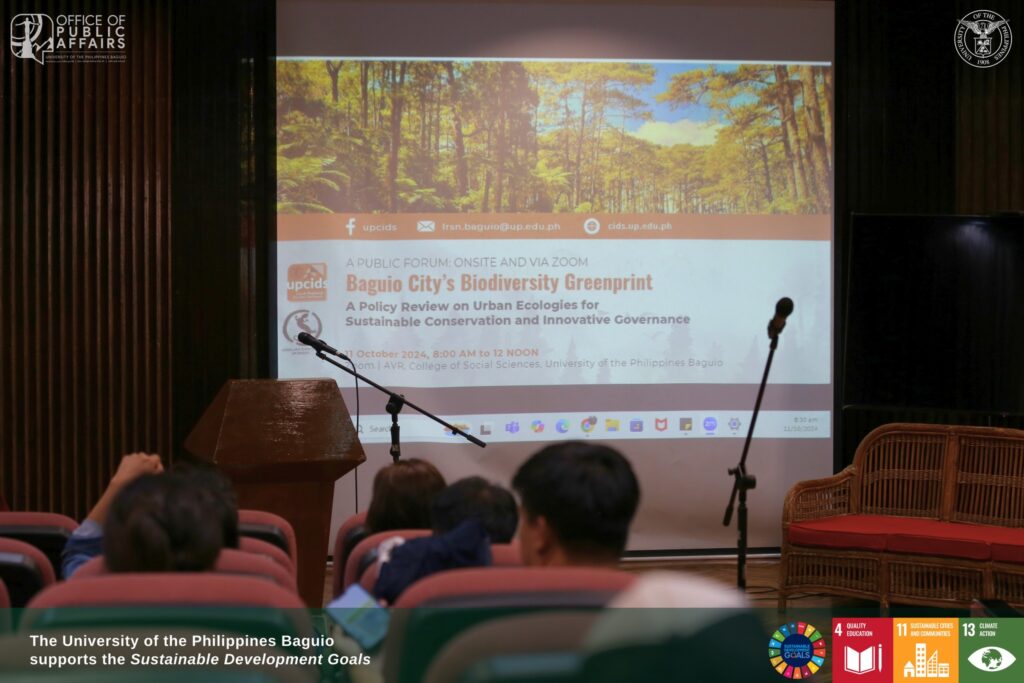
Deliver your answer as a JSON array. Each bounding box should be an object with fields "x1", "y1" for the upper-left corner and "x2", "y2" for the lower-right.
[{"x1": 981, "y1": 649, "x2": 1003, "y2": 670}]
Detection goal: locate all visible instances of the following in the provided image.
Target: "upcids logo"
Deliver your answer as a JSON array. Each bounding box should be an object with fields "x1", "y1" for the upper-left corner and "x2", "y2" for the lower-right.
[{"x1": 287, "y1": 263, "x2": 328, "y2": 302}]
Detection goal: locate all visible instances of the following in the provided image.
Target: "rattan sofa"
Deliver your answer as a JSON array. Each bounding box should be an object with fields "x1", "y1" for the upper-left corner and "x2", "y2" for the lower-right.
[{"x1": 779, "y1": 423, "x2": 1024, "y2": 610}]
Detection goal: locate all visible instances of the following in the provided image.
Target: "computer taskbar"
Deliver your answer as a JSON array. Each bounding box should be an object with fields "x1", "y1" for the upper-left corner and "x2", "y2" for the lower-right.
[{"x1": 352, "y1": 410, "x2": 831, "y2": 444}]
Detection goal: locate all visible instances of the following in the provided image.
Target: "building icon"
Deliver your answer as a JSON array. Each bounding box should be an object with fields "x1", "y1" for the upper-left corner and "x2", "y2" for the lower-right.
[{"x1": 903, "y1": 643, "x2": 950, "y2": 678}]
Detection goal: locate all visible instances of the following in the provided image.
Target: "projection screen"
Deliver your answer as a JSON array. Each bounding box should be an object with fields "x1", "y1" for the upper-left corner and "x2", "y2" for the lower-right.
[{"x1": 276, "y1": 0, "x2": 834, "y2": 553}]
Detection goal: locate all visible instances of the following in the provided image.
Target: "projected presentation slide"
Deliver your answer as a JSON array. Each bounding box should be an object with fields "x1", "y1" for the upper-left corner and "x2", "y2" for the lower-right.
[{"x1": 276, "y1": 58, "x2": 832, "y2": 444}]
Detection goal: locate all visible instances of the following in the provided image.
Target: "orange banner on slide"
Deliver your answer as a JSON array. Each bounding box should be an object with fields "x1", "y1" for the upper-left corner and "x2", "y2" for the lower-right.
[{"x1": 277, "y1": 213, "x2": 830, "y2": 241}]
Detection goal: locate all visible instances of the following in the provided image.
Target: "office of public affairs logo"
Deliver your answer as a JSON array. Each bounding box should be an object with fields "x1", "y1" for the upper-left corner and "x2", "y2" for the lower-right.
[
  {"x1": 768, "y1": 621, "x2": 826, "y2": 678},
  {"x1": 955, "y1": 10, "x2": 1012, "y2": 68},
  {"x1": 10, "y1": 14, "x2": 54, "y2": 64}
]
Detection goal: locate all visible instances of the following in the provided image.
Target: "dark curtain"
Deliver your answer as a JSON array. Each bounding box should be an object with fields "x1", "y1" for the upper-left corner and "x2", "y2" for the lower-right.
[
  {"x1": 0, "y1": 0, "x2": 275, "y2": 516},
  {"x1": 834, "y1": 0, "x2": 1024, "y2": 468},
  {"x1": 169, "y1": 0, "x2": 276, "y2": 458}
]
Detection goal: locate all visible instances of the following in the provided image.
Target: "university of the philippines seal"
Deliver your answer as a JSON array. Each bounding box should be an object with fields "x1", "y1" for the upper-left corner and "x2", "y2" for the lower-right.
[{"x1": 955, "y1": 9, "x2": 1012, "y2": 68}]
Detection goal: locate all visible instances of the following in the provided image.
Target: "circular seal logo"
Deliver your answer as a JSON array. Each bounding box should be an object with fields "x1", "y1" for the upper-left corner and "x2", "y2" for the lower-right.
[
  {"x1": 955, "y1": 10, "x2": 1012, "y2": 68},
  {"x1": 283, "y1": 309, "x2": 323, "y2": 345},
  {"x1": 769, "y1": 622, "x2": 826, "y2": 678}
]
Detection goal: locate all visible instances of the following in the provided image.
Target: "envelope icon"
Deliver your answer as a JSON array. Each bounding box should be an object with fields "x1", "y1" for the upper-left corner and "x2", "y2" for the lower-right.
[{"x1": 417, "y1": 220, "x2": 436, "y2": 233}]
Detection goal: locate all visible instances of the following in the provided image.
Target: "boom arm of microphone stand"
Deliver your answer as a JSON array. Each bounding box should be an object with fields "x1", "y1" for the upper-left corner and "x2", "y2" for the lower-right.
[{"x1": 312, "y1": 351, "x2": 486, "y2": 448}]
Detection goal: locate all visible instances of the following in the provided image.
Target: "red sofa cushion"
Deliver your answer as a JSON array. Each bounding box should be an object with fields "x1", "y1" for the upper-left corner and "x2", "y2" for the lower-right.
[
  {"x1": 787, "y1": 514, "x2": 891, "y2": 552},
  {"x1": 885, "y1": 519, "x2": 996, "y2": 561},
  {"x1": 988, "y1": 527, "x2": 1024, "y2": 564},
  {"x1": 789, "y1": 515, "x2": 1024, "y2": 562}
]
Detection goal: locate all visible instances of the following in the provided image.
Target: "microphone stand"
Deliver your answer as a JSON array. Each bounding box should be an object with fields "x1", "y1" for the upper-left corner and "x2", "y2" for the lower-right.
[
  {"x1": 311, "y1": 351, "x2": 485, "y2": 461},
  {"x1": 722, "y1": 330, "x2": 780, "y2": 591}
]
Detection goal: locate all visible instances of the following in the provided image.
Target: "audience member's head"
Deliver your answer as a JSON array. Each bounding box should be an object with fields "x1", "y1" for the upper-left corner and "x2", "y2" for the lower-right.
[
  {"x1": 104, "y1": 471, "x2": 224, "y2": 572},
  {"x1": 174, "y1": 460, "x2": 240, "y2": 548},
  {"x1": 512, "y1": 442, "x2": 639, "y2": 567},
  {"x1": 431, "y1": 476, "x2": 518, "y2": 543},
  {"x1": 365, "y1": 458, "x2": 446, "y2": 532},
  {"x1": 583, "y1": 572, "x2": 768, "y2": 683}
]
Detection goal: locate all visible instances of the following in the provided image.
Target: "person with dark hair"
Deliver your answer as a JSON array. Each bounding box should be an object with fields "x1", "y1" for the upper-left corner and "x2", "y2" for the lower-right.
[
  {"x1": 104, "y1": 471, "x2": 224, "y2": 573},
  {"x1": 61, "y1": 452, "x2": 164, "y2": 577},
  {"x1": 61, "y1": 453, "x2": 239, "y2": 577},
  {"x1": 372, "y1": 477, "x2": 517, "y2": 604},
  {"x1": 365, "y1": 458, "x2": 446, "y2": 533},
  {"x1": 174, "y1": 460, "x2": 240, "y2": 549},
  {"x1": 431, "y1": 476, "x2": 518, "y2": 543},
  {"x1": 512, "y1": 441, "x2": 640, "y2": 567},
  {"x1": 339, "y1": 458, "x2": 447, "y2": 569}
]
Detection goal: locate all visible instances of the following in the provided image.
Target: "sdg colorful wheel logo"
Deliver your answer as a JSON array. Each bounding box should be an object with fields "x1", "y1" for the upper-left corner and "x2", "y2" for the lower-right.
[{"x1": 769, "y1": 622, "x2": 826, "y2": 678}]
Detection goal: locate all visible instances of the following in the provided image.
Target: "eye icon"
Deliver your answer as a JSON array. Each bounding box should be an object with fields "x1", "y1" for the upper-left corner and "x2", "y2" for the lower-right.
[{"x1": 968, "y1": 646, "x2": 1016, "y2": 671}]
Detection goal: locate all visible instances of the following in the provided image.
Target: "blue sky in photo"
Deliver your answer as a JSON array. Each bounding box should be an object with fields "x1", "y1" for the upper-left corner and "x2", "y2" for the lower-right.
[
  {"x1": 633, "y1": 62, "x2": 720, "y2": 128},
  {"x1": 285, "y1": 58, "x2": 797, "y2": 148}
]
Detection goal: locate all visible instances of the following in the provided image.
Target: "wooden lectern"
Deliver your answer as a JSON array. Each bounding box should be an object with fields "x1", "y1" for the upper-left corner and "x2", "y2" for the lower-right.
[{"x1": 185, "y1": 379, "x2": 364, "y2": 606}]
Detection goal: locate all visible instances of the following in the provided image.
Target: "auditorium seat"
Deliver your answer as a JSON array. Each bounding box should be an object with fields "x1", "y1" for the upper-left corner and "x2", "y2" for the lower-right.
[
  {"x1": 0, "y1": 511, "x2": 77, "y2": 578},
  {"x1": 383, "y1": 567, "x2": 635, "y2": 683},
  {"x1": 358, "y1": 554, "x2": 383, "y2": 594},
  {"x1": 580, "y1": 612, "x2": 777, "y2": 683},
  {"x1": 339, "y1": 528, "x2": 432, "y2": 595},
  {"x1": 358, "y1": 541, "x2": 523, "y2": 598},
  {"x1": 22, "y1": 574, "x2": 312, "y2": 639},
  {"x1": 333, "y1": 509, "x2": 368, "y2": 568},
  {"x1": 238, "y1": 509, "x2": 297, "y2": 561},
  {"x1": 0, "y1": 579, "x2": 10, "y2": 631},
  {"x1": 191, "y1": 548, "x2": 306, "y2": 594},
  {"x1": 490, "y1": 543, "x2": 522, "y2": 567},
  {"x1": 70, "y1": 549, "x2": 299, "y2": 594},
  {"x1": 0, "y1": 537, "x2": 56, "y2": 607},
  {"x1": 455, "y1": 653, "x2": 581, "y2": 683},
  {"x1": 423, "y1": 611, "x2": 598, "y2": 683},
  {"x1": 239, "y1": 536, "x2": 296, "y2": 577},
  {"x1": 394, "y1": 567, "x2": 635, "y2": 609}
]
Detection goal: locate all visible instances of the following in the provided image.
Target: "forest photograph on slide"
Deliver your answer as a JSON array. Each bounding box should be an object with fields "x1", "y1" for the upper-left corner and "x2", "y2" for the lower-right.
[
  {"x1": 276, "y1": 59, "x2": 833, "y2": 217},
  {"x1": 275, "y1": 56, "x2": 834, "y2": 444}
]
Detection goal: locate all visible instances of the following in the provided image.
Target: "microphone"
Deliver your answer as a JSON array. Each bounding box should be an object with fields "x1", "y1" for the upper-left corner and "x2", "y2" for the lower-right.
[
  {"x1": 767, "y1": 297, "x2": 794, "y2": 339},
  {"x1": 296, "y1": 332, "x2": 351, "y2": 361}
]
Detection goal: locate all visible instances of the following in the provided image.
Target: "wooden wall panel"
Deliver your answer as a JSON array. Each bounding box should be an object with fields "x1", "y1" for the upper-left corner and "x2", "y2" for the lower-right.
[
  {"x1": 955, "y1": 0, "x2": 1024, "y2": 213},
  {"x1": 0, "y1": 0, "x2": 171, "y2": 516}
]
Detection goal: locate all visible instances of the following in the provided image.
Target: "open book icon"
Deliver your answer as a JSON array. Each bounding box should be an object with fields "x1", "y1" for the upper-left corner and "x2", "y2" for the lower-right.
[{"x1": 845, "y1": 645, "x2": 882, "y2": 674}]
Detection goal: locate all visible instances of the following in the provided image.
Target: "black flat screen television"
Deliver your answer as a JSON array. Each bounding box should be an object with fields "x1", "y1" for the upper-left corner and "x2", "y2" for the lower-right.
[{"x1": 844, "y1": 214, "x2": 1024, "y2": 415}]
